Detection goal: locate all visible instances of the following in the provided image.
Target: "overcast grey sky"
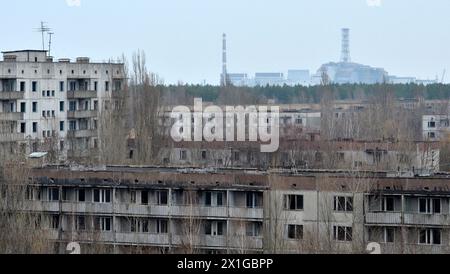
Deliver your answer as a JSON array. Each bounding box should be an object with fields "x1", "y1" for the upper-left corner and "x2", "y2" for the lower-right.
[{"x1": 1, "y1": 0, "x2": 449, "y2": 84}]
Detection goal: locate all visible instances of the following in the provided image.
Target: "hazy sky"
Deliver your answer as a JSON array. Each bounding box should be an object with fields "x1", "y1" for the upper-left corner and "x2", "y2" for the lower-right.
[{"x1": 2, "y1": 0, "x2": 450, "y2": 84}]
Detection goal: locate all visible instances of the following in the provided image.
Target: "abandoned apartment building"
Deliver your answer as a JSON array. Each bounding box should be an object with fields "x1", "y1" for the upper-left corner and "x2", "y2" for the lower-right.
[
  {"x1": 5, "y1": 165, "x2": 450, "y2": 254},
  {"x1": 0, "y1": 49, "x2": 125, "y2": 159}
]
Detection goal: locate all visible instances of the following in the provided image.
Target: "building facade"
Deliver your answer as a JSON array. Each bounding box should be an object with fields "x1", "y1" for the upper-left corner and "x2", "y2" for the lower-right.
[
  {"x1": 8, "y1": 165, "x2": 450, "y2": 254},
  {"x1": 0, "y1": 50, "x2": 125, "y2": 160}
]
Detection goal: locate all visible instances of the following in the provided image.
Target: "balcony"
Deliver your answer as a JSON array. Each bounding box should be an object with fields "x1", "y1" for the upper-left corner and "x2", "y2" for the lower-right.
[
  {"x1": 365, "y1": 212, "x2": 402, "y2": 224},
  {"x1": 0, "y1": 112, "x2": 24, "y2": 121},
  {"x1": 67, "y1": 110, "x2": 98, "y2": 119},
  {"x1": 404, "y1": 213, "x2": 450, "y2": 226},
  {"x1": 0, "y1": 132, "x2": 25, "y2": 142},
  {"x1": 67, "y1": 90, "x2": 98, "y2": 99},
  {"x1": 229, "y1": 207, "x2": 264, "y2": 220},
  {"x1": 67, "y1": 129, "x2": 97, "y2": 138},
  {"x1": 0, "y1": 91, "x2": 24, "y2": 100},
  {"x1": 23, "y1": 201, "x2": 60, "y2": 213}
]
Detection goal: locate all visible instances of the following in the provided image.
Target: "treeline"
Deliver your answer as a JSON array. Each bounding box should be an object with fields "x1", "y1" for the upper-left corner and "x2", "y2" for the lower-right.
[{"x1": 159, "y1": 83, "x2": 450, "y2": 104}]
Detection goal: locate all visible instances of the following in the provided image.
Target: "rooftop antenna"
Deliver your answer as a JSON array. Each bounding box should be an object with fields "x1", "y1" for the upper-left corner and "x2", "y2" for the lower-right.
[
  {"x1": 48, "y1": 32, "x2": 54, "y2": 56},
  {"x1": 34, "y1": 21, "x2": 51, "y2": 52}
]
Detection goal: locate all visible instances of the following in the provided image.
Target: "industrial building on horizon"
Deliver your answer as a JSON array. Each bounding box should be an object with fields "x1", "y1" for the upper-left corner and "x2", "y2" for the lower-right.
[{"x1": 221, "y1": 29, "x2": 438, "y2": 87}]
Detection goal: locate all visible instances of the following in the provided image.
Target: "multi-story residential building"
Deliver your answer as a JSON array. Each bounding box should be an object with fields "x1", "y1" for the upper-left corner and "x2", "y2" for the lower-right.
[
  {"x1": 9, "y1": 165, "x2": 450, "y2": 254},
  {"x1": 0, "y1": 50, "x2": 125, "y2": 160}
]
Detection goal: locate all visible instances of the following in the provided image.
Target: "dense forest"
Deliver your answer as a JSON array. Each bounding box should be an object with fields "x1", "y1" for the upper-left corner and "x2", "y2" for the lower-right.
[{"x1": 159, "y1": 83, "x2": 450, "y2": 104}]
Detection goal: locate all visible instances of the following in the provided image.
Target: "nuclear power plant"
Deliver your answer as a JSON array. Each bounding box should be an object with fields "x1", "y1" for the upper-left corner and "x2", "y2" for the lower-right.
[{"x1": 222, "y1": 29, "x2": 437, "y2": 86}]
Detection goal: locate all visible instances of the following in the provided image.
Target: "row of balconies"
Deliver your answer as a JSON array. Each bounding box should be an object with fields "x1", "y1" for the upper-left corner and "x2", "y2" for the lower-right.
[
  {"x1": 45, "y1": 230, "x2": 263, "y2": 250},
  {"x1": 366, "y1": 212, "x2": 450, "y2": 226},
  {"x1": 23, "y1": 201, "x2": 264, "y2": 220}
]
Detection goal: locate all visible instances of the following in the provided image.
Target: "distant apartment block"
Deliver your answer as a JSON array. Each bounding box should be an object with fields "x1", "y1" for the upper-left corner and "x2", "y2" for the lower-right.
[{"x1": 0, "y1": 50, "x2": 125, "y2": 160}]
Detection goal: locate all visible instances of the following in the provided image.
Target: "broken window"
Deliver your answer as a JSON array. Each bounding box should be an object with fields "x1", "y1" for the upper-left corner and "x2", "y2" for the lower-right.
[
  {"x1": 419, "y1": 198, "x2": 441, "y2": 214},
  {"x1": 157, "y1": 219, "x2": 168, "y2": 234},
  {"x1": 157, "y1": 190, "x2": 168, "y2": 205},
  {"x1": 333, "y1": 226, "x2": 352, "y2": 242},
  {"x1": 78, "y1": 189, "x2": 85, "y2": 202},
  {"x1": 93, "y1": 189, "x2": 111, "y2": 203},
  {"x1": 334, "y1": 196, "x2": 353, "y2": 212},
  {"x1": 284, "y1": 195, "x2": 304, "y2": 211},
  {"x1": 141, "y1": 191, "x2": 149, "y2": 205},
  {"x1": 287, "y1": 225, "x2": 303, "y2": 240},
  {"x1": 382, "y1": 196, "x2": 395, "y2": 212},
  {"x1": 48, "y1": 188, "x2": 59, "y2": 201},
  {"x1": 419, "y1": 229, "x2": 441, "y2": 245}
]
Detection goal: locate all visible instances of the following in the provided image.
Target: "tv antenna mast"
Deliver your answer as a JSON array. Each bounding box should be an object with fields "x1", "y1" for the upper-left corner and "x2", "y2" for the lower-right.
[
  {"x1": 48, "y1": 32, "x2": 54, "y2": 56},
  {"x1": 34, "y1": 21, "x2": 51, "y2": 52}
]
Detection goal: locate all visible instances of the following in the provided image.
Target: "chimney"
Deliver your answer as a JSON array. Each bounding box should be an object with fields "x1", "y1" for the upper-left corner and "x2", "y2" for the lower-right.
[{"x1": 341, "y1": 28, "x2": 351, "y2": 63}]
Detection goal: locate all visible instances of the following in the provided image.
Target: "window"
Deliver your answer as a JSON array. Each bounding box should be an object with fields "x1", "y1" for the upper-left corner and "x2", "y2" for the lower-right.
[
  {"x1": 296, "y1": 118, "x2": 303, "y2": 125},
  {"x1": 246, "y1": 192, "x2": 259, "y2": 208},
  {"x1": 157, "y1": 190, "x2": 168, "y2": 205},
  {"x1": 205, "y1": 192, "x2": 212, "y2": 206},
  {"x1": 76, "y1": 216, "x2": 86, "y2": 231},
  {"x1": 157, "y1": 219, "x2": 168, "y2": 234},
  {"x1": 32, "y1": 122, "x2": 37, "y2": 133},
  {"x1": 48, "y1": 188, "x2": 59, "y2": 201},
  {"x1": 60, "y1": 141, "x2": 64, "y2": 151},
  {"x1": 51, "y1": 215, "x2": 59, "y2": 230},
  {"x1": 20, "y1": 81, "x2": 25, "y2": 92},
  {"x1": 60, "y1": 101, "x2": 65, "y2": 112},
  {"x1": 180, "y1": 150, "x2": 187, "y2": 160},
  {"x1": 334, "y1": 196, "x2": 353, "y2": 212},
  {"x1": 217, "y1": 192, "x2": 224, "y2": 206},
  {"x1": 287, "y1": 225, "x2": 303, "y2": 240},
  {"x1": 93, "y1": 101, "x2": 98, "y2": 111},
  {"x1": 382, "y1": 196, "x2": 395, "y2": 212},
  {"x1": 105, "y1": 81, "x2": 110, "y2": 91},
  {"x1": 47, "y1": 90, "x2": 50, "y2": 97},
  {"x1": 69, "y1": 81, "x2": 76, "y2": 91},
  {"x1": 69, "y1": 101, "x2": 76, "y2": 111},
  {"x1": 94, "y1": 81, "x2": 98, "y2": 91},
  {"x1": 59, "y1": 81, "x2": 64, "y2": 92},
  {"x1": 93, "y1": 189, "x2": 111, "y2": 203},
  {"x1": 428, "y1": 132, "x2": 436, "y2": 139},
  {"x1": 60, "y1": 121, "x2": 65, "y2": 132},
  {"x1": 69, "y1": 121, "x2": 76, "y2": 130},
  {"x1": 51, "y1": 90, "x2": 55, "y2": 97},
  {"x1": 246, "y1": 222, "x2": 261, "y2": 237},
  {"x1": 78, "y1": 189, "x2": 85, "y2": 202},
  {"x1": 95, "y1": 217, "x2": 112, "y2": 232},
  {"x1": 205, "y1": 221, "x2": 225, "y2": 236},
  {"x1": 32, "y1": 81, "x2": 37, "y2": 92},
  {"x1": 284, "y1": 195, "x2": 304, "y2": 211},
  {"x1": 20, "y1": 122, "x2": 26, "y2": 133},
  {"x1": 141, "y1": 191, "x2": 149, "y2": 205},
  {"x1": 384, "y1": 227, "x2": 395, "y2": 243},
  {"x1": 333, "y1": 226, "x2": 352, "y2": 242},
  {"x1": 201, "y1": 150, "x2": 207, "y2": 160},
  {"x1": 20, "y1": 102, "x2": 26, "y2": 113},
  {"x1": 130, "y1": 191, "x2": 136, "y2": 204},
  {"x1": 233, "y1": 151, "x2": 240, "y2": 161},
  {"x1": 419, "y1": 198, "x2": 441, "y2": 214},
  {"x1": 32, "y1": 102, "x2": 37, "y2": 112},
  {"x1": 26, "y1": 186, "x2": 34, "y2": 201},
  {"x1": 419, "y1": 229, "x2": 441, "y2": 245},
  {"x1": 428, "y1": 121, "x2": 436, "y2": 128}
]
